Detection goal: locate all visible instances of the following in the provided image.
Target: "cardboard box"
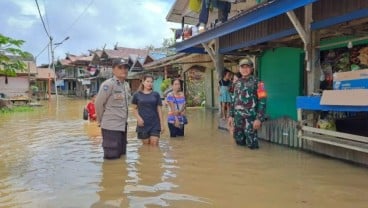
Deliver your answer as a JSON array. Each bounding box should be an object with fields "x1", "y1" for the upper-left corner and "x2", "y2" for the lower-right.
[
  {"x1": 333, "y1": 79, "x2": 368, "y2": 90},
  {"x1": 333, "y1": 69, "x2": 368, "y2": 90},
  {"x1": 320, "y1": 89, "x2": 368, "y2": 106},
  {"x1": 333, "y1": 69, "x2": 368, "y2": 81}
]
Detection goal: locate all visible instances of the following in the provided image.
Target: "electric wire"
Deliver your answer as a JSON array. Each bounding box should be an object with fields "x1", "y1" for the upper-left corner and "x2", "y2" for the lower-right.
[
  {"x1": 63, "y1": 0, "x2": 95, "y2": 35},
  {"x1": 34, "y1": 0, "x2": 50, "y2": 38}
]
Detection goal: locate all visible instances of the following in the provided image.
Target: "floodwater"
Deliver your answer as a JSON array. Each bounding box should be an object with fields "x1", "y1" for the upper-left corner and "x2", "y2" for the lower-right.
[{"x1": 0, "y1": 97, "x2": 367, "y2": 208}]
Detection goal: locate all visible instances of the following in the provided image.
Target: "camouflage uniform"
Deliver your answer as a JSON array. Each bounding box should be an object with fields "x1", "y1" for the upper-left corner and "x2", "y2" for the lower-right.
[{"x1": 229, "y1": 75, "x2": 266, "y2": 148}]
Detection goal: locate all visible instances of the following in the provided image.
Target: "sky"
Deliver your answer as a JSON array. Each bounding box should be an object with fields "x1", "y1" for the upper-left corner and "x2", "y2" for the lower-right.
[{"x1": 0, "y1": 0, "x2": 179, "y2": 65}]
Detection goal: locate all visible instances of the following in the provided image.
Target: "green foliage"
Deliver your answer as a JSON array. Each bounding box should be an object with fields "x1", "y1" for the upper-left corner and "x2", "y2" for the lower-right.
[
  {"x1": 160, "y1": 78, "x2": 171, "y2": 92},
  {"x1": 145, "y1": 44, "x2": 155, "y2": 51},
  {"x1": 186, "y1": 76, "x2": 206, "y2": 107},
  {"x1": 161, "y1": 38, "x2": 176, "y2": 56},
  {"x1": 31, "y1": 85, "x2": 39, "y2": 92},
  {"x1": 144, "y1": 38, "x2": 176, "y2": 56},
  {"x1": 0, "y1": 34, "x2": 32, "y2": 77},
  {"x1": 0, "y1": 106, "x2": 34, "y2": 114}
]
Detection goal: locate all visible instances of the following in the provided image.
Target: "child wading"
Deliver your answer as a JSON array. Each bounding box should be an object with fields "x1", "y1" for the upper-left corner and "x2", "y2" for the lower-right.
[
  {"x1": 86, "y1": 93, "x2": 97, "y2": 122},
  {"x1": 228, "y1": 58, "x2": 267, "y2": 149}
]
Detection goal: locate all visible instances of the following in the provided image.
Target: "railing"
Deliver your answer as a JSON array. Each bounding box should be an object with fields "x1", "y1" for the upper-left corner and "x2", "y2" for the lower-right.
[{"x1": 301, "y1": 126, "x2": 368, "y2": 153}]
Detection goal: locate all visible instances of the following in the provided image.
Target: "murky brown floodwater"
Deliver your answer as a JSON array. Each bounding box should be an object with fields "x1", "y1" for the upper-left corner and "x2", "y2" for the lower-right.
[{"x1": 0, "y1": 97, "x2": 367, "y2": 208}]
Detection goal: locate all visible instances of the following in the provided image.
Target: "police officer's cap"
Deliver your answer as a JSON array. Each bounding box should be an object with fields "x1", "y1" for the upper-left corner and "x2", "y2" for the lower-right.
[
  {"x1": 239, "y1": 58, "x2": 253, "y2": 67},
  {"x1": 112, "y1": 59, "x2": 130, "y2": 69}
]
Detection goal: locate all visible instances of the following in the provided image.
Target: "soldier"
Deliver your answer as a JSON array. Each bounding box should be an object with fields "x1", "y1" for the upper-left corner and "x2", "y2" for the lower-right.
[
  {"x1": 95, "y1": 59, "x2": 131, "y2": 159},
  {"x1": 228, "y1": 58, "x2": 266, "y2": 149}
]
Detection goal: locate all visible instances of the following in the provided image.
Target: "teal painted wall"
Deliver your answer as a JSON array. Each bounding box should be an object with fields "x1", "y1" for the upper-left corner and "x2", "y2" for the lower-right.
[
  {"x1": 259, "y1": 47, "x2": 303, "y2": 120},
  {"x1": 154, "y1": 76, "x2": 163, "y2": 96}
]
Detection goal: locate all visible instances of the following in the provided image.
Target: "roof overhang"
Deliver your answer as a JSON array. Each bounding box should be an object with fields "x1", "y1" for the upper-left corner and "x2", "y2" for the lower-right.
[
  {"x1": 166, "y1": 0, "x2": 198, "y2": 25},
  {"x1": 144, "y1": 53, "x2": 213, "y2": 71},
  {"x1": 174, "y1": 0, "x2": 317, "y2": 53}
]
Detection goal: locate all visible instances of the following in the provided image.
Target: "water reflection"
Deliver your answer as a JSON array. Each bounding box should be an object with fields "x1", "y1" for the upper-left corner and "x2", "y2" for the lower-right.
[
  {"x1": 0, "y1": 98, "x2": 368, "y2": 208},
  {"x1": 91, "y1": 159, "x2": 129, "y2": 208},
  {"x1": 91, "y1": 139, "x2": 209, "y2": 208}
]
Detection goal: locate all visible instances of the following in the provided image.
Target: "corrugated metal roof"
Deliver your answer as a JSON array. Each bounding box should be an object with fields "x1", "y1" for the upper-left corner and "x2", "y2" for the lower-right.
[{"x1": 173, "y1": 0, "x2": 317, "y2": 52}]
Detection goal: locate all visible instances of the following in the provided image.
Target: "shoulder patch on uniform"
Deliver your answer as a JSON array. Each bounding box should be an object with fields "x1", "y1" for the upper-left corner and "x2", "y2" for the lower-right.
[{"x1": 103, "y1": 85, "x2": 109, "y2": 91}]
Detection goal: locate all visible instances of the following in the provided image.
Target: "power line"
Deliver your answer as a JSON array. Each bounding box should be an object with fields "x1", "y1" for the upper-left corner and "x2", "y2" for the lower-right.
[
  {"x1": 35, "y1": 0, "x2": 50, "y2": 38},
  {"x1": 35, "y1": 43, "x2": 50, "y2": 59},
  {"x1": 42, "y1": 0, "x2": 52, "y2": 35},
  {"x1": 63, "y1": 0, "x2": 95, "y2": 35}
]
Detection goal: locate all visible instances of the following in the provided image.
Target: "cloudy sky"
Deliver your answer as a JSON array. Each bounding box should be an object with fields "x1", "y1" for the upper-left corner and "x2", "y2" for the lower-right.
[{"x1": 1, "y1": 0, "x2": 179, "y2": 65}]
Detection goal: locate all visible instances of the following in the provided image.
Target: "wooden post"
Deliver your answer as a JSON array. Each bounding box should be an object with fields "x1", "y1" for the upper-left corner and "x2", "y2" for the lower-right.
[
  {"x1": 164, "y1": 66, "x2": 168, "y2": 79},
  {"x1": 310, "y1": 31, "x2": 321, "y2": 94},
  {"x1": 297, "y1": 108, "x2": 303, "y2": 148},
  {"x1": 215, "y1": 38, "x2": 227, "y2": 129},
  {"x1": 215, "y1": 38, "x2": 224, "y2": 83},
  {"x1": 304, "y1": 4, "x2": 320, "y2": 95},
  {"x1": 48, "y1": 73, "x2": 51, "y2": 101},
  {"x1": 28, "y1": 62, "x2": 31, "y2": 100},
  {"x1": 287, "y1": 6, "x2": 320, "y2": 95}
]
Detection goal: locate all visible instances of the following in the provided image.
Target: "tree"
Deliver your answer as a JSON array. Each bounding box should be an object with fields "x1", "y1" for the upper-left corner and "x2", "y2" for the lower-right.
[
  {"x1": 162, "y1": 38, "x2": 175, "y2": 49},
  {"x1": 144, "y1": 38, "x2": 176, "y2": 56},
  {"x1": 145, "y1": 44, "x2": 155, "y2": 51},
  {"x1": 161, "y1": 38, "x2": 176, "y2": 56},
  {"x1": 0, "y1": 34, "x2": 31, "y2": 77}
]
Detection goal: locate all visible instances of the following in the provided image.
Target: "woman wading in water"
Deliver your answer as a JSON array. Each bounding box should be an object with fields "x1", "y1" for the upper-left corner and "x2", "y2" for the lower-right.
[
  {"x1": 166, "y1": 78, "x2": 186, "y2": 137},
  {"x1": 132, "y1": 75, "x2": 164, "y2": 145}
]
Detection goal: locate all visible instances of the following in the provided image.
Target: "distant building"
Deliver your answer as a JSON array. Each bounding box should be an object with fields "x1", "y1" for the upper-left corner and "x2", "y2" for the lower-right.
[
  {"x1": 34, "y1": 66, "x2": 55, "y2": 99},
  {"x1": 53, "y1": 47, "x2": 168, "y2": 97},
  {"x1": 0, "y1": 56, "x2": 37, "y2": 98}
]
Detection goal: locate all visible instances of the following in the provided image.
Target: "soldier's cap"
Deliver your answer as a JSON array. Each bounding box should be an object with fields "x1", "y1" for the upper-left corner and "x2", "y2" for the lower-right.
[
  {"x1": 239, "y1": 58, "x2": 254, "y2": 67},
  {"x1": 112, "y1": 59, "x2": 130, "y2": 69}
]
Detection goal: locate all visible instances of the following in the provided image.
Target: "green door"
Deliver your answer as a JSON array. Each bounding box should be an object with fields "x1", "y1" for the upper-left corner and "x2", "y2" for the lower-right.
[{"x1": 259, "y1": 47, "x2": 303, "y2": 120}]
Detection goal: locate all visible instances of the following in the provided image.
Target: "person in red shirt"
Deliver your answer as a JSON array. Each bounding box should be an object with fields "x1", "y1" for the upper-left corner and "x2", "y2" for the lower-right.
[{"x1": 86, "y1": 94, "x2": 97, "y2": 122}]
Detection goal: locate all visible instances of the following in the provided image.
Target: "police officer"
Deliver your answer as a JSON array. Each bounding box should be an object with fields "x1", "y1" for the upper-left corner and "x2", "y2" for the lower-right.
[
  {"x1": 228, "y1": 58, "x2": 266, "y2": 149},
  {"x1": 95, "y1": 59, "x2": 131, "y2": 159}
]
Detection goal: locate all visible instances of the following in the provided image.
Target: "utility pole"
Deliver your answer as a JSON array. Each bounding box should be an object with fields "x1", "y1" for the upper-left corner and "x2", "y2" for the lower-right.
[
  {"x1": 28, "y1": 61, "x2": 31, "y2": 100},
  {"x1": 50, "y1": 36, "x2": 69, "y2": 101},
  {"x1": 50, "y1": 37, "x2": 59, "y2": 100}
]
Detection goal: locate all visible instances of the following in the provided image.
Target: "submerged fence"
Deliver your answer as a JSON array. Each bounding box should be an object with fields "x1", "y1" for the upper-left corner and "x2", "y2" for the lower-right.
[{"x1": 258, "y1": 117, "x2": 300, "y2": 148}]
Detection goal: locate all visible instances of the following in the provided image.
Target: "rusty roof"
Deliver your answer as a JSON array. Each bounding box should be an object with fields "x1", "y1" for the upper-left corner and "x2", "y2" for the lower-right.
[
  {"x1": 143, "y1": 53, "x2": 188, "y2": 69},
  {"x1": 103, "y1": 47, "x2": 149, "y2": 59}
]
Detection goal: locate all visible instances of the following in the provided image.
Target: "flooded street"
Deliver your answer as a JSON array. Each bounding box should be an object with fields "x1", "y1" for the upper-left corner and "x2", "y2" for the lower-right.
[{"x1": 0, "y1": 97, "x2": 368, "y2": 208}]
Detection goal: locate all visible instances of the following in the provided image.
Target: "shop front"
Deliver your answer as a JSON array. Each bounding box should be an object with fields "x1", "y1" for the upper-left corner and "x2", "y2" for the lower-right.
[{"x1": 166, "y1": 0, "x2": 368, "y2": 164}]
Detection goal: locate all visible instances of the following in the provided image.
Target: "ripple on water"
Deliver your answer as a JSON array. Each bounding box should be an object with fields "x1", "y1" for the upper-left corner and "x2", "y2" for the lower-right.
[{"x1": 2, "y1": 100, "x2": 368, "y2": 208}]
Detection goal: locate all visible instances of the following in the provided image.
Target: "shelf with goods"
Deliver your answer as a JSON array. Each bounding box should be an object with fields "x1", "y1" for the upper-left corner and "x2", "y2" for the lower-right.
[{"x1": 296, "y1": 41, "x2": 368, "y2": 151}]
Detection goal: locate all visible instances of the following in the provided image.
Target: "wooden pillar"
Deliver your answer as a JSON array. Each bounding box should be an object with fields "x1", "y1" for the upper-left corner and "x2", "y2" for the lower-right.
[
  {"x1": 164, "y1": 66, "x2": 168, "y2": 79},
  {"x1": 28, "y1": 62, "x2": 31, "y2": 100},
  {"x1": 215, "y1": 38, "x2": 224, "y2": 80},
  {"x1": 48, "y1": 73, "x2": 51, "y2": 101},
  {"x1": 304, "y1": 4, "x2": 320, "y2": 95},
  {"x1": 215, "y1": 38, "x2": 224, "y2": 110},
  {"x1": 307, "y1": 31, "x2": 321, "y2": 95},
  {"x1": 297, "y1": 108, "x2": 303, "y2": 148},
  {"x1": 215, "y1": 38, "x2": 227, "y2": 129}
]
